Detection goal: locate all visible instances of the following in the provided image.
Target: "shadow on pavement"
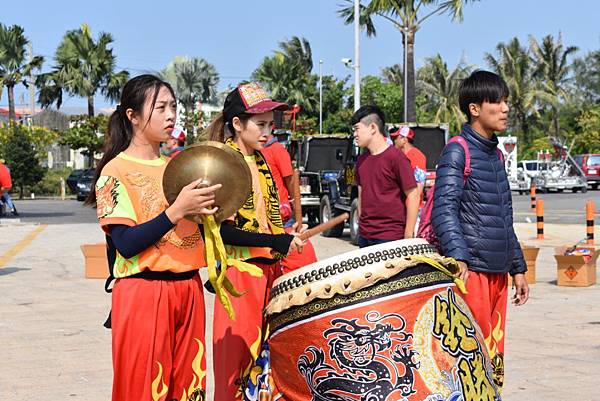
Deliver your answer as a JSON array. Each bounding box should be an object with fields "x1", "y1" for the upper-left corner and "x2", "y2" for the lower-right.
[
  {"x1": 0, "y1": 267, "x2": 31, "y2": 276},
  {"x1": 19, "y1": 212, "x2": 75, "y2": 218}
]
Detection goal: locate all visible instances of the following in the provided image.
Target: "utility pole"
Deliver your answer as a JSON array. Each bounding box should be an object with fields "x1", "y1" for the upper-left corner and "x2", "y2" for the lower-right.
[
  {"x1": 403, "y1": 28, "x2": 408, "y2": 123},
  {"x1": 353, "y1": 0, "x2": 360, "y2": 111},
  {"x1": 28, "y1": 42, "x2": 35, "y2": 123},
  {"x1": 319, "y1": 60, "x2": 323, "y2": 135}
]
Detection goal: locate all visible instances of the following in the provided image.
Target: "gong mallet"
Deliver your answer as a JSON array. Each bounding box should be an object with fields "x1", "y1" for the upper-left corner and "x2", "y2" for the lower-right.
[{"x1": 299, "y1": 213, "x2": 350, "y2": 241}]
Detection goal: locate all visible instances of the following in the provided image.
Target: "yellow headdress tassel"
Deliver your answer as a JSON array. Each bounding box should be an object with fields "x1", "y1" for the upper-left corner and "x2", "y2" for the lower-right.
[
  {"x1": 409, "y1": 254, "x2": 468, "y2": 294},
  {"x1": 202, "y1": 215, "x2": 263, "y2": 320}
]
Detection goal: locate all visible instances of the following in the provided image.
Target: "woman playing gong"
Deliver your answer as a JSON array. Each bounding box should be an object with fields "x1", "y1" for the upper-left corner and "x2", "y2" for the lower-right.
[{"x1": 205, "y1": 82, "x2": 305, "y2": 401}]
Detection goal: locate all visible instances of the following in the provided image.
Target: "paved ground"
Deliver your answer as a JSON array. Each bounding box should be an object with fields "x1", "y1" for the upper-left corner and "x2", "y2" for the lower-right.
[
  {"x1": 510, "y1": 190, "x2": 600, "y2": 224},
  {"x1": 1, "y1": 200, "x2": 599, "y2": 400},
  {"x1": 5, "y1": 189, "x2": 600, "y2": 225}
]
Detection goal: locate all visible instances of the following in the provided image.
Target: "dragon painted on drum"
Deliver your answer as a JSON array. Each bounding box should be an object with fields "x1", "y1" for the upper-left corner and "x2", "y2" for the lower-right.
[{"x1": 297, "y1": 311, "x2": 419, "y2": 401}]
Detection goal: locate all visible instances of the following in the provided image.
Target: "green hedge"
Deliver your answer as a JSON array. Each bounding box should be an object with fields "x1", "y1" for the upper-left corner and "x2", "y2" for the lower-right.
[{"x1": 13, "y1": 167, "x2": 74, "y2": 197}]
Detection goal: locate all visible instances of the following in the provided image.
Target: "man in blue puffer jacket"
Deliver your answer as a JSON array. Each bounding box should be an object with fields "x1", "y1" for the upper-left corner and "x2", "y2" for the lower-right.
[{"x1": 431, "y1": 70, "x2": 529, "y2": 389}]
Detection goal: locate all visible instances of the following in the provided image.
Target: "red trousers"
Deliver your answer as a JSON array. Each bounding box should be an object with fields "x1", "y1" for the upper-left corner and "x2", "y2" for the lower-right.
[
  {"x1": 111, "y1": 275, "x2": 207, "y2": 401},
  {"x1": 213, "y1": 263, "x2": 280, "y2": 401},
  {"x1": 461, "y1": 271, "x2": 508, "y2": 388}
]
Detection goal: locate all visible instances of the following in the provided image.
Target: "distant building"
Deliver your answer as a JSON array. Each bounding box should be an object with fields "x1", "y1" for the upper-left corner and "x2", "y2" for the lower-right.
[
  {"x1": 34, "y1": 108, "x2": 113, "y2": 170},
  {"x1": 0, "y1": 107, "x2": 26, "y2": 125}
]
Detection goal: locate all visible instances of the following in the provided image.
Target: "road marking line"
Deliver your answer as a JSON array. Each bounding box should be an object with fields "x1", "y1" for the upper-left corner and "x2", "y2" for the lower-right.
[{"x1": 0, "y1": 225, "x2": 48, "y2": 268}]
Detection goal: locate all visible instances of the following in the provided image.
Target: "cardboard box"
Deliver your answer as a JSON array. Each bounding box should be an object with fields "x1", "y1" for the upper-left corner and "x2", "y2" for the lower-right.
[
  {"x1": 510, "y1": 244, "x2": 539, "y2": 286},
  {"x1": 81, "y1": 243, "x2": 108, "y2": 279},
  {"x1": 554, "y1": 246, "x2": 599, "y2": 287}
]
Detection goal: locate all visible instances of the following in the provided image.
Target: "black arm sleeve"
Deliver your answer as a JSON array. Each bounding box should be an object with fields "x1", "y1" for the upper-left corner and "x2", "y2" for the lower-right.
[
  {"x1": 107, "y1": 211, "x2": 175, "y2": 259},
  {"x1": 219, "y1": 223, "x2": 294, "y2": 255}
]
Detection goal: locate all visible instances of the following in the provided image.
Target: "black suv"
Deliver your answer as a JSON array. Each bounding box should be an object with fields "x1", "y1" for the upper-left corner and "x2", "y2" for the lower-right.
[
  {"x1": 66, "y1": 169, "x2": 89, "y2": 194},
  {"x1": 316, "y1": 139, "x2": 360, "y2": 244},
  {"x1": 76, "y1": 169, "x2": 95, "y2": 201},
  {"x1": 292, "y1": 135, "x2": 357, "y2": 238}
]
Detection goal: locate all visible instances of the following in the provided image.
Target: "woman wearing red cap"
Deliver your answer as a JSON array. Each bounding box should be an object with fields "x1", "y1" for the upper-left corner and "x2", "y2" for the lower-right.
[{"x1": 205, "y1": 82, "x2": 305, "y2": 401}]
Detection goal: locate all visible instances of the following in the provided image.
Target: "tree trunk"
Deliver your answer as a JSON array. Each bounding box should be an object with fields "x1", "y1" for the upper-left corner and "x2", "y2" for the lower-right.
[
  {"x1": 19, "y1": 184, "x2": 24, "y2": 200},
  {"x1": 521, "y1": 115, "x2": 530, "y2": 147},
  {"x1": 87, "y1": 96, "x2": 95, "y2": 117},
  {"x1": 553, "y1": 107, "x2": 560, "y2": 137},
  {"x1": 7, "y1": 85, "x2": 16, "y2": 125},
  {"x1": 406, "y1": 30, "x2": 417, "y2": 123}
]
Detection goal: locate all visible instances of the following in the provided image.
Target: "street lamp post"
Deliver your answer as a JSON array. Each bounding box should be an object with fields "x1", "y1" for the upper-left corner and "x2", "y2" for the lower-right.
[
  {"x1": 354, "y1": 0, "x2": 360, "y2": 111},
  {"x1": 403, "y1": 27, "x2": 408, "y2": 123},
  {"x1": 319, "y1": 59, "x2": 323, "y2": 135}
]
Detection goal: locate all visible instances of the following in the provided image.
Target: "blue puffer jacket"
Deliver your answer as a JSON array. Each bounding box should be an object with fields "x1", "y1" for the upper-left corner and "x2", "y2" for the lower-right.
[{"x1": 431, "y1": 124, "x2": 526, "y2": 275}]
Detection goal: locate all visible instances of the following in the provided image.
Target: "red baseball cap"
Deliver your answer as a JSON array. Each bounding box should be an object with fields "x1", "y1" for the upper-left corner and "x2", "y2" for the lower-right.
[
  {"x1": 390, "y1": 125, "x2": 414, "y2": 140},
  {"x1": 170, "y1": 127, "x2": 186, "y2": 141},
  {"x1": 223, "y1": 82, "x2": 289, "y2": 121}
]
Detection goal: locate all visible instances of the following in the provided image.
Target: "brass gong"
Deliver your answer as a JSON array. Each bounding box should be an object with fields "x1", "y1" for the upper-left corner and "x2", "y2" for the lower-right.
[{"x1": 162, "y1": 141, "x2": 252, "y2": 223}]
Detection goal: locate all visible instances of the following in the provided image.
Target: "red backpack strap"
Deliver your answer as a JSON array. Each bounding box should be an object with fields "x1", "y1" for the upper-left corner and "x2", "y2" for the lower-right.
[
  {"x1": 448, "y1": 136, "x2": 471, "y2": 177},
  {"x1": 495, "y1": 148, "x2": 504, "y2": 162}
]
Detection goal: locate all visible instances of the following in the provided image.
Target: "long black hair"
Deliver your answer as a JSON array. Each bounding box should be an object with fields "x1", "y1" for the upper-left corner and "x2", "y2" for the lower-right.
[{"x1": 85, "y1": 74, "x2": 175, "y2": 205}]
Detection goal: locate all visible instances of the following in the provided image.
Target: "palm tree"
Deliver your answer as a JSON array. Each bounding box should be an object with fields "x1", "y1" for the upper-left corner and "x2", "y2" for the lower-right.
[
  {"x1": 278, "y1": 36, "x2": 313, "y2": 75},
  {"x1": 572, "y1": 50, "x2": 600, "y2": 104},
  {"x1": 417, "y1": 53, "x2": 471, "y2": 132},
  {"x1": 161, "y1": 56, "x2": 219, "y2": 113},
  {"x1": 529, "y1": 33, "x2": 578, "y2": 137},
  {"x1": 338, "y1": 0, "x2": 478, "y2": 123},
  {"x1": 36, "y1": 70, "x2": 63, "y2": 110},
  {"x1": 37, "y1": 24, "x2": 128, "y2": 116},
  {"x1": 0, "y1": 24, "x2": 44, "y2": 124},
  {"x1": 485, "y1": 37, "x2": 552, "y2": 145},
  {"x1": 252, "y1": 37, "x2": 318, "y2": 113}
]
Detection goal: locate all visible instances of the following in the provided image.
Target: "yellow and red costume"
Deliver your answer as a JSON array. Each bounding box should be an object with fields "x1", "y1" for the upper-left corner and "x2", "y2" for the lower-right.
[
  {"x1": 96, "y1": 153, "x2": 207, "y2": 401},
  {"x1": 212, "y1": 139, "x2": 287, "y2": 401}
]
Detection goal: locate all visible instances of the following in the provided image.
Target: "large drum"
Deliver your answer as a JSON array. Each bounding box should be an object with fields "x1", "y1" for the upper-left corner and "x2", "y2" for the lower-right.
[{"x1": 265, "y1": 239, "x2": 501, "y2": 401}]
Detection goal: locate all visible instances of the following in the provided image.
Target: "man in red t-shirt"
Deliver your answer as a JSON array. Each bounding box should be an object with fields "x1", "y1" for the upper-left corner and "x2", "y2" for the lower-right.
[
  {"x1": 352, "y1": 106, "x2": 419, "y2": 248},
  {"x1": 164, "y1": 127, "x2": 186, "y2": 158},
  {"x1": 0, "y1": 162, "x2": 12, "y2": 195},
  {"x1": 391, "y1": 125, "x2": 427, "y2": 203},
  {"x1": 262, "y1": 132, "x2": 318, "y2": 272},
  {"x1": 261, "y1": 133, "x2": 294, "y2": 221},
  {"x1": 391, "y1": 126, "x2": 427, "y2": 171},
  {"x1": 0, "y1": 160, "x2": 17, "y2": 216}
]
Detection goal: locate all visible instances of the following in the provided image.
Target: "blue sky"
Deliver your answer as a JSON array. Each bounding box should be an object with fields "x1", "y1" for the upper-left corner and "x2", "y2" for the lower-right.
[{"x1": 2, "y1": 0, "x2": 599, "y2": 109}]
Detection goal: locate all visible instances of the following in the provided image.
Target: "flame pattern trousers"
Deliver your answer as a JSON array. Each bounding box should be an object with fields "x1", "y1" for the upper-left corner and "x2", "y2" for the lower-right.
[
  {"x1": 111, "y1": 275, "x2": 207, "y2": 401},
  {"x1": 461, "y1": 271, "x2": 508, "y2": 389},
  {"x1": 212, "y1": 263, "x2": 278, "y2": 401}
]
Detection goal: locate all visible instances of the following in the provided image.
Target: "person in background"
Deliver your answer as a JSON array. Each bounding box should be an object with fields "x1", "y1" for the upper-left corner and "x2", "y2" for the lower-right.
[
  {"x1": 260, "y1": 129, "x2": 295, "y2": 224},
  {"x1": 164, "y1": 126, "x2": 186, "y2": 157},
  {"x1": 391, "y1": 126, "x2": 427, "y2": 172},
  {"x1": 391, "y1": 126, "x2": 427, "y2": 196},
  {"x1": 352, "y1": 105, "x2": 419, "y2": 247},
  {"x1": 262, "y1": 129, "x2": 318, "y2": 274},
  {"x1": 0, "y1": 158, "x2": 17, "y2": 216}
]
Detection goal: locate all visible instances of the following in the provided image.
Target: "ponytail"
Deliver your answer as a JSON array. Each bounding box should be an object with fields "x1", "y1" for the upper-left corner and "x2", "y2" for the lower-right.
[
  {"x1": 205, "y1": 113, "x2": 227, "y2": 143},
  {"x1": 204, "y1": 112, "x2": 251, "y2": 143},
  {"x1": 85, "y1": 109, "x2": 132, "y2": 205}
]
